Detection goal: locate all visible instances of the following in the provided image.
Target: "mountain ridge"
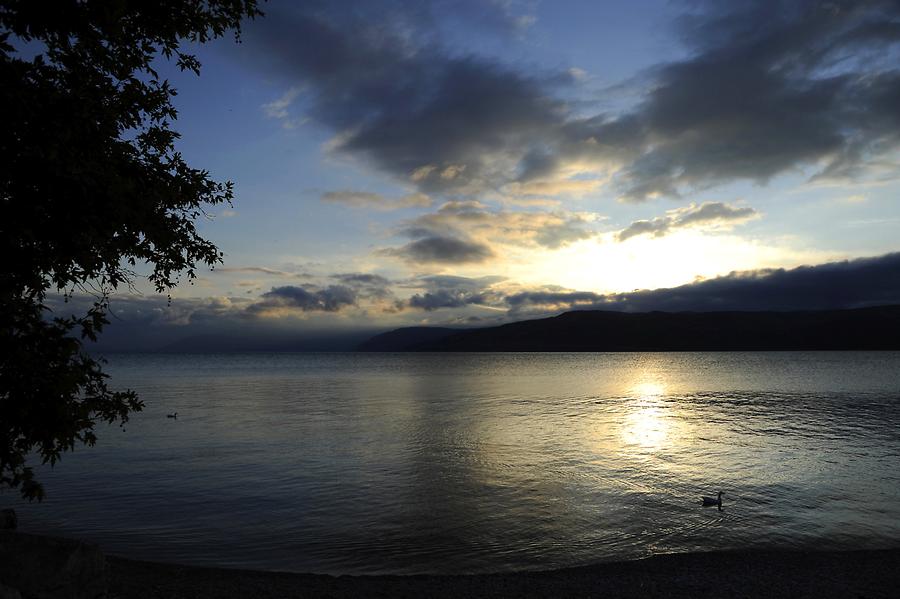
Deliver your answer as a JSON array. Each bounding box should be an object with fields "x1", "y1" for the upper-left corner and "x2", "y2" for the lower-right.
[{"x1": 358, "y1": 305, "x2": 900, "y2": 351}]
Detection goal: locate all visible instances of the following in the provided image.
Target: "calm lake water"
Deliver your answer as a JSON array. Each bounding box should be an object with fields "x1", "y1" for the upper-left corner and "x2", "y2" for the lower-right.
[{"x1": 7, "y1": 352, "x2": 900, "y2": 574}]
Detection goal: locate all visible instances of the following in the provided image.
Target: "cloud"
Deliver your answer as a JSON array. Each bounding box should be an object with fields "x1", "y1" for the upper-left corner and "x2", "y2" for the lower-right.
[
  {"x1": 505, "y1": 252, "x2": 900, "y2": 314},
  {"x1": 331, "y1": 273, "x2": 392, "y2": 286},
  {"x1": 616, "y1": 201, "x2": 760, "y2": 241},
  {"x1": 55, "y1": 253, "x2": 900, "y2": 350},
  {"x1": 375, "y1": 200, "x2": 601, "y2": 264},
  {"x1": 243, "y1": 2, "x2": 575, "y2": 196},
  {"x1": 262, "y1": 86, "x2": 302, "y2": 119},
  {"x1": 330, "y1": 273, "x2": 394, "y2": 299},
  {"x1": 398, "y1": 200, "x2": 600, "y2": 249},
  {"x1": 46, "y1": 293, "x2": 253, "y2": 330},
  {"x1": 505, "y1": 178, "x2": 602, "y2": 197},
  {"x1": 45, "y1": 292, "x2": 381, "y2": 352},
  {"x1": 95, "y1": 273, "x2": 398, "y2": 323},
  {"x1": 412, "y1": 274, "x2": 507, "y2": 292},
  {"x1": 609, "y1": 0, "x2": 900, "y2": 200},
  {"x1": 213, "y1": 266, "x2": 313, "y2": 278},
  {"x1": 321, "y1": 190, "x2": 431, "y2": 210},
  {"x1": 837, "y1": 194, "x2": 868, "y2": 205},
  {"x1": 505, "y1": 289, "x2": 606, "y2": 312},
  {"x1": 243, "y1": 0, "x2": 900, "y2": 202},
  {"x1": 408, "y1": 289, "x2": 488, "y2": 311},
  {"x1": 262, "y1": 86, "x2": 308, "y2": 128},
  {"x1": 247, "y1": 285, "x2": 358, "y2": 315},
  {"x1": 379, "y1": 235, "x2": 494, "y2": 264},
  {"x1": 404, "y1": 274, "x2": 506, "y2": 310}
]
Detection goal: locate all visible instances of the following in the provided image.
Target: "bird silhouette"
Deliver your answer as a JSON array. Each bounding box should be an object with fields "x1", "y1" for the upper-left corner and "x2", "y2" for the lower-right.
[{"x1": 701, "y1": 491, "x2": 725, "y2": 510}]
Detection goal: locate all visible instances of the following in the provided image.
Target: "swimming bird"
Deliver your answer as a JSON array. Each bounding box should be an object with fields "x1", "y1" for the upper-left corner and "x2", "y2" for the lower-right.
[
  {"x1": 166, "y1": 412, "x2": 178, "y2": 419},
  {"x1": 701, "y1": 491, "x2": 724, "y2": 509}
]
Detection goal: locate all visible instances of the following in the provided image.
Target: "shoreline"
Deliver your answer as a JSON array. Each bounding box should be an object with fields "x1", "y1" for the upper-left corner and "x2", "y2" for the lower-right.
[{"x1": 107, "y1": 548, "x2": 900, "y2": 598}]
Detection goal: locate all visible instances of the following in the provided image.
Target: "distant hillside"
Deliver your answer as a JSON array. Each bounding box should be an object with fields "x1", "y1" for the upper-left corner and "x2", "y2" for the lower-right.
[
  {"x1": 359, "y1": 306, "x2": 900, "y2": 351},
  {"x1": 357, "y1": 326, "x2": 462, "y2": 351}
]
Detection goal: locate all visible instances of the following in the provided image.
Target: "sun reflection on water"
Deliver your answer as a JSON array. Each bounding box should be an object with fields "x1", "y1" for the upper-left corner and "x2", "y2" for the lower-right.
[
  {"x1": 631, "y1": 382, "x2": 666, "y2": 398},
  {"x1": 621, "y1": 380, "x2": 672, "y2": 450}
]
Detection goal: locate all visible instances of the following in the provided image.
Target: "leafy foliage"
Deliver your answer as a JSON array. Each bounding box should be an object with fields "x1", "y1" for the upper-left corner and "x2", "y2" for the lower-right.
[{"x1": 0, "y1": 0, "x2": 261, "y2": 500}]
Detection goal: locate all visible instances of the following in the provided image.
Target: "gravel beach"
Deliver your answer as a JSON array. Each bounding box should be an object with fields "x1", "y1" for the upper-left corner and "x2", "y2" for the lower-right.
[{"x1": 107, "y1": 548, "x2": 900, "y2": 598}]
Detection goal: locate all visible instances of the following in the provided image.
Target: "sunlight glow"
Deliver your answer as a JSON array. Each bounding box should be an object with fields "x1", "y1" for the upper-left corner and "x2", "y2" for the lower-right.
[
  {"x1": 622, "y1": 406, "x2": 669, "y2": 448},
  {"x1": 631, "y1": 382, "x2": 666, "y2": 398},
  {"x1": 508, "y1": 231, "x2": 834, "y2": 294},
  {"x1": 621, "y1": 380, "x2": 671, "y2": 450}
]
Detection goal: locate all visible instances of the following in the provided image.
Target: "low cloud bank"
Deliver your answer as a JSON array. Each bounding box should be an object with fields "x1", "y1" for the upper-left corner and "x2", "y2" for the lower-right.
[
  {"x1": 506, "y1": 252, "x2": 900, "y2": 314},
  {"x1": 56, "y1": 253, "x2": 900, "y2": 351}
]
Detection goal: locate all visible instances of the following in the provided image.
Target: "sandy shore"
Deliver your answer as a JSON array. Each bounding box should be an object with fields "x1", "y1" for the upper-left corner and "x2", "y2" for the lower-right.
[{"x1": 107, "y1": 548, "x2": 900, "y2": 598}]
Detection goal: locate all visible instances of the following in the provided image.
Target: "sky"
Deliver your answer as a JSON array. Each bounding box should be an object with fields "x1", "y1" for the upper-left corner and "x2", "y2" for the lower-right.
[{"x1": 83, "y1": 0, "x2": 900, "y2": 349}]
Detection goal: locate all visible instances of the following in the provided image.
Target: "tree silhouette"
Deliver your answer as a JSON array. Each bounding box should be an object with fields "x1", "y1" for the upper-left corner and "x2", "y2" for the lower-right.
[{"x1": 0, "y1": 1, "x2": 261, "y2": 500}]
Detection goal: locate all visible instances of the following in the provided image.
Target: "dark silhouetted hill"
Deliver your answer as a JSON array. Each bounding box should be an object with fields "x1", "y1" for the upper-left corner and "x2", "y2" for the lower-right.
[
  {"x1": 357, "y1": 327, "x2": 461, "y2": 352},
  {"x1": 359, "y1": 306, "x2": 900, "y2": 351}
]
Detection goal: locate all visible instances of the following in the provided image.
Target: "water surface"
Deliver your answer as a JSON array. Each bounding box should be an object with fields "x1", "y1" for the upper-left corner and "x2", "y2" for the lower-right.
[{"x1": 7, "y1": 352, "x2": 900, "y2": 574}]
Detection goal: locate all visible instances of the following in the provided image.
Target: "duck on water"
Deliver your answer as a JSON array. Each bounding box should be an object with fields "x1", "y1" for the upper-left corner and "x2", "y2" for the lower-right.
[{"x1": 702, "y1": 491, "x2": 725, "y2": 510}]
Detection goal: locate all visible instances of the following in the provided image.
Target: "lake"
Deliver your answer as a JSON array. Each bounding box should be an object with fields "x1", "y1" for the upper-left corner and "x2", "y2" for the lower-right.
[{"x1": 7, "y1": 352, "x2": 900, "y2": 574}]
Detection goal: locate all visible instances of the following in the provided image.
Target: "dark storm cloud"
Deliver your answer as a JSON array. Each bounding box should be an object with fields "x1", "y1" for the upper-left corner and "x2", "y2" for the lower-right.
[
  {"x1": 506, "y1": 252, "x2": 900, "y2": 314},
  {"x1": 247, "y1": 285, "x2": 358, "y2": 313},
  {"x1": 247, "y1": 0, "x2": 900, "y2": 200},
  {"x1": 340, "y1": 59, "x2": 563, "y2": 193},
  {"x1": 616, "y1": 202, "x2": 759, "y2": 241},
  {"x1": 611, "y1": 0, "x2": 900, "y2": 200},
  {"x1": 244, "y1": 1, "x2": 570, "y2": 194},
  {"x1": 379, "y1": 235, "x2": 495, "y2": 264}
]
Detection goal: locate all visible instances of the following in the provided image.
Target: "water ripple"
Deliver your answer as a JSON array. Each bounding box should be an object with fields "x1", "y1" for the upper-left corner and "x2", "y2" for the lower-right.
[{"x1": 6, "y1": 351, "x2": 900, "y2": 575}]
